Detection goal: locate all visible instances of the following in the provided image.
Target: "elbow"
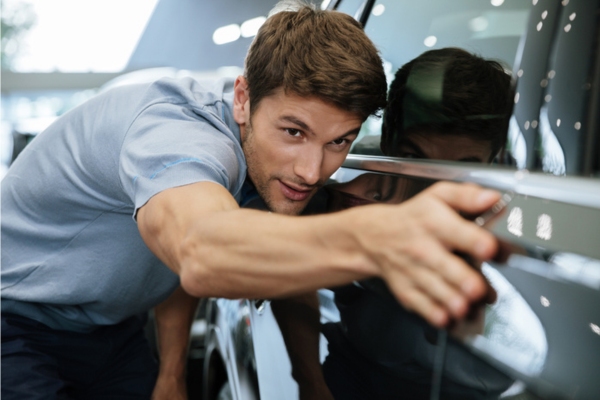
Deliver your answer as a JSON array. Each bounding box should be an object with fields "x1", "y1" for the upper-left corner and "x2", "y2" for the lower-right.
[{"x1": 178, "y1": 239, "x2": 220, "y2": 298}]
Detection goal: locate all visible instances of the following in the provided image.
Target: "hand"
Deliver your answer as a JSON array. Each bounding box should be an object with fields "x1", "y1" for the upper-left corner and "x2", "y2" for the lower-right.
[
  {"x1": 350, "y1": 182, "x2": 500, "y2": 328},
  {"x1": 151, "y1": 373, "x2": 187, "y2": 400}
]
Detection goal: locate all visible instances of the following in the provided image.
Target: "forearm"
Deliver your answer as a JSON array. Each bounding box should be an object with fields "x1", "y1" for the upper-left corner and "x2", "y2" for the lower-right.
[
  {"x1": 178, "y1": 208, "x2": 377, "y2": 299},
  {"x1": 154, "y1": 286, "x2": 199, "y2": 378},
  {"x1": 138, "y1": 182, "x2": 376, "y2": 300}
]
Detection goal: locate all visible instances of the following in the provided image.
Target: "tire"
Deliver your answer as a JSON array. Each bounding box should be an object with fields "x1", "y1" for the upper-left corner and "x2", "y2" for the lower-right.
[{"x1": 216, "y1": 381, "x2": 233, "y2": 400}]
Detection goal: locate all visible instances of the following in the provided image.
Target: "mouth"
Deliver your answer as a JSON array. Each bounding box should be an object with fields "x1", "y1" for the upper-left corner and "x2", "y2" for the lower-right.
[{"x1": 278, "y1": 180, "x2": 314, "y2": 202}]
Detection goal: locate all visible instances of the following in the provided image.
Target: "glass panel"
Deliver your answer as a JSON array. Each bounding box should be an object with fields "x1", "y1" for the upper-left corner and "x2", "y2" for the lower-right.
[{"x1": 351, "y1": 0, "x2": 534, "y2": 166}]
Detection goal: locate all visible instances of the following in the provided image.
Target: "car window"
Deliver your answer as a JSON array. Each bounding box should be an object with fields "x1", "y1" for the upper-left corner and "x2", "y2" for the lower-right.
[
  {"x1": 333, "y1": 0, "x2": 365, "y2": 17},
  {"x1": 353, "y1": 0, "x2": 600, "y2": 179},
  {"x1": 350, "y1": 0, "x2": 533, "y2": 161}
]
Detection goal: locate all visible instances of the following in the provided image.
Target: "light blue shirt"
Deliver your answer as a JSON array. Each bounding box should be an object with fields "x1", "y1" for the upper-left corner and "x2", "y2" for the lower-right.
[{"x1": 1, "y1": 76, "x2": 246, "y2": 332}]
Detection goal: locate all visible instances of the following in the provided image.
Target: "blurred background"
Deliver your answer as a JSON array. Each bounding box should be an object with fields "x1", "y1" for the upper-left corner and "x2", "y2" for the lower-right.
[{"x1": 1, "y1": 0, "x2": 332, "y2": 178}]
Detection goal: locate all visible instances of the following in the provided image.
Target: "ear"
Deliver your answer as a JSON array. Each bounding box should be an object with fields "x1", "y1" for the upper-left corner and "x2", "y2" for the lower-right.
[{"x1": 233, "y1": 76, "x2": 251, "y2": 138}]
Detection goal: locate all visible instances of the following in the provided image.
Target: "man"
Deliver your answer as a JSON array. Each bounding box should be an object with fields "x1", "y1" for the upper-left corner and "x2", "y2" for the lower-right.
[
  {"x1": 1, "y1": 2, "x2": 501, "y2": 397},
  {"x1": 320, "y1": 48, "x2": 515, "y2": 399}
]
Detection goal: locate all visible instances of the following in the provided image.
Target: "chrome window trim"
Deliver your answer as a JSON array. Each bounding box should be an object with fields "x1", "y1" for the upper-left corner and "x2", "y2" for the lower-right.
[{"x1": 342, "y1": 154, "x2": 600, "y2": 209}]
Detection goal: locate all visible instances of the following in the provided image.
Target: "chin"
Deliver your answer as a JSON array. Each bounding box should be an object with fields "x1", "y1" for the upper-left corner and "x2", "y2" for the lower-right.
[{"x1": 271, "y1": 202, "x2": 307, "y2": 216}]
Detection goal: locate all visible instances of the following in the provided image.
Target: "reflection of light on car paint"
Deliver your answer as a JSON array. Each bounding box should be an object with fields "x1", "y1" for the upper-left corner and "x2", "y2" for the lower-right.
[
  {"x1": 540, "y1": 296, "x2": 550, "y2": 307},
  {"x1": 507, "y1": 117, "x2": 527, "y2": 169},
  {"x1": 550, "y1": 253, "x2": 600, "y2": 290},
  {"x1": 507, "y1": 207, "x2": 524, "y2": 237},
  {"x1": 556, "y1": 119, "x2": 561, "y2": 127},
  {"x1": 491, "y1": 0, "x2": 504, "y2": 6},
  {"x1": 537, "y1": 21, "x2": 543, "y2": 31},
  {"x1": 470, "y1": 265, "x2": 548, "y2": 376},
  {"x1": 424, "y1": 36, "x2": 437, "y2": 47},
  {"x1": 569, "y1": 12, "x2": 577, "y2": 21},
  {"x1": 575, "y1": 122, "x2": 582, "y2": 130},
  {"x1": 536, "y1": 214, "x2": 552, "y2": 240},
  {"x1": 541, "y1": 10, "x2": 548, "y2": 19},
  {"x1": 539, "y1": 106, "x2": 566, "y2": 175},
  {"x1": 591, "y1": 323, "x2": 600, "y2": 335},
  {"x1": 564, "y1": 24, "x2": 572, "y2": 32}
]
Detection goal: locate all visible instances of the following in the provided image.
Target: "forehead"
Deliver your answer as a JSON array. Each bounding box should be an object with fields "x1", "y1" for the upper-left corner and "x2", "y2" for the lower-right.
[{"x1": 253, "y1": 88, "x2": 364, "y2": 131}]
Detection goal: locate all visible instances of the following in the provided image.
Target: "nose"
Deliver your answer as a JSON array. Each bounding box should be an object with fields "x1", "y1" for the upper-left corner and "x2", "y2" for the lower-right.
[{"x1": 293, "y1": 145, "x2": 323, "y2": 186}]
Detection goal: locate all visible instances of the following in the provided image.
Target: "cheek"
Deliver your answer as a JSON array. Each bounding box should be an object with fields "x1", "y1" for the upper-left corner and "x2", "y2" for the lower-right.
[
  {"x1": 255, "y1": 136, "x2": 298, "y2": 171},
  {"x1": 322, "y1": 151, "x2": 347, "y2": 176}
]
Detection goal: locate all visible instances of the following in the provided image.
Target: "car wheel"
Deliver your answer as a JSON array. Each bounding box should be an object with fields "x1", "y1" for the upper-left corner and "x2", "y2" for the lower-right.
[{"x1": 216, "y1": 381, "x2": 233, "y2": 400}]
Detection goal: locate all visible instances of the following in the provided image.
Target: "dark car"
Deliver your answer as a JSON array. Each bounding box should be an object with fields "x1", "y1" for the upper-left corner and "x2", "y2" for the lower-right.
[{"x1": 195, "y1": 0, "x2": 600, "y2": 399}]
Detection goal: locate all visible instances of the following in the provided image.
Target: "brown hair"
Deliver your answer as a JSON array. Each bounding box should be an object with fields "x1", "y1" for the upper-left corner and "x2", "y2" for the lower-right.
[
  {"x1": 381, "y1": 47, "x2": 514, "y2": 160},
  {"x1": 244, "y1": 1, "x2": 387, "y2": 121}
]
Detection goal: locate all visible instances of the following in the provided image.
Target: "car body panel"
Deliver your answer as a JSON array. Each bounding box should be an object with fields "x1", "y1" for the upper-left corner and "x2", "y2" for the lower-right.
[{"x1": 198, "y1": 0, "x2": 600, "y2": 399}]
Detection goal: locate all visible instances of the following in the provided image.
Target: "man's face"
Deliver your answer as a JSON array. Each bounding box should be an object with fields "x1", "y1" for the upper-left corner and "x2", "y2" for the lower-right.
[
  {"x1": 393, "y1": 129, "x2": 494, "y2": 163},
  {"x1": 233, "y1": 77, "x2": 363, "y2": 215}
]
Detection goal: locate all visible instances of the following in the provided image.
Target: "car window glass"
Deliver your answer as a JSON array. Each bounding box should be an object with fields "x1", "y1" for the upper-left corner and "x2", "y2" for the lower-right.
[
  {"x1": 351, "y1": 0, "x2": 533, "y2": 163},
  {"x1": 334, "y1": 0, "x2": 365, "y2": 18}
]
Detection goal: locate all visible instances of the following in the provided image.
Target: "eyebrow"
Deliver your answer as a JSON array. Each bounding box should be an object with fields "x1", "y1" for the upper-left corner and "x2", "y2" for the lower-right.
[{"x1": 280, "y1": 115, "x2": 361, "y2": 140}]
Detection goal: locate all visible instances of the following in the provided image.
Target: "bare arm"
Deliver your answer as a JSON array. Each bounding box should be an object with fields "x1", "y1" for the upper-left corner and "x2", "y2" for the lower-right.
[
  {"x1": 137, "y1": 181, "x2": 374, "y2": 299},
  {"x1": 151, "y1": 286, "x2": 199, "y2": 400},
  {"x1": 137, "y1": 180, "x2": 500, "y2": 328}
]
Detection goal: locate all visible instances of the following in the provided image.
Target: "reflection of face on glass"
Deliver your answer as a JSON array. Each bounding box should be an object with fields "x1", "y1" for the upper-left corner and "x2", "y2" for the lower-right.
[
  {"x1": 396, "y1": 129, "x2": 494, "y2": 163},
  {"x1": 380, "y1": 48, "x2": 513, "y2": 162},
  {"x1": 326, "y1": 173, "x2": 433, "y2": 212}
]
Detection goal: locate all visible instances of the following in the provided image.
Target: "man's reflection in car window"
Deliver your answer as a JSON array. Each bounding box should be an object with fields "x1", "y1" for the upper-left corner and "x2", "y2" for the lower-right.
[{"x1": 320, "y1": 48, "x2": 516, "y2": 400}]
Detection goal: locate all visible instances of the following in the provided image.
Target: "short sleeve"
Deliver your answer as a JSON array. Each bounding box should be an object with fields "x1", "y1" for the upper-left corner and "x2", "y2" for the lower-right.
[{"x1": 119, "y1": 100, "x2": 246, "y2": 216}]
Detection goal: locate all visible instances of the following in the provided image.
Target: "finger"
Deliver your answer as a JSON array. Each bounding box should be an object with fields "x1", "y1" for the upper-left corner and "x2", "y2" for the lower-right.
[
  {"x1": 426, "y1": 182, "x2": 501, "y2": 215},
  {"x1": 424, "y1": 202, "x2": 499, "y2": 261},
  {"x1": 403, "y1": 262, "x2": 471, "y2": 319},
  {"x1": 385, "y1": 277, "x2": 449, "y2": 328},
  {"x1": 410, "y1": 237, "x2": 491, "y2": 303}
]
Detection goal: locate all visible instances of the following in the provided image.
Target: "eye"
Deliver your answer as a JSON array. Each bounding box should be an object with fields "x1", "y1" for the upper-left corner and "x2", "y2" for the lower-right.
[
  {"x1": 331, "y1": 138, "x2": 348, "y2": 146},
  {"x1": 285, "y1": 128, "x2": 302, "y2": 137}
]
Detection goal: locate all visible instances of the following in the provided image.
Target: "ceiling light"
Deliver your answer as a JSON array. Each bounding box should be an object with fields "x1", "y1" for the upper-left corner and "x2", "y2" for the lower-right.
[
  {"x1": 424, "y1": 36, "x2": 437, "y2": 47},
  {"x1": 241, "y1": 16, "x2": 266, "y2": 38},
  {"x1": 213, "y1": 24, "x2": 241, "y2": 45},
  {"x1": 372, "y1": 4, "x2": 385, "y2": 16}
]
